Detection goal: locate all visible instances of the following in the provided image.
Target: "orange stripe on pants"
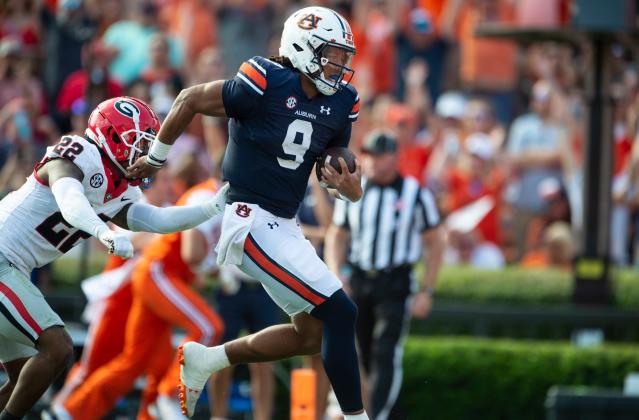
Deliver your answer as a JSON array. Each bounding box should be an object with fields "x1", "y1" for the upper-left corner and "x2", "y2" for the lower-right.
[{"x1": 63, "y1": 260, "x2": 224, "y2": 419}]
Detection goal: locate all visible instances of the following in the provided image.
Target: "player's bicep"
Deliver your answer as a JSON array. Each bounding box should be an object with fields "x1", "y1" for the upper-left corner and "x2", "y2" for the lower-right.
[
  {"x1": 182, "y1": 81, "x2": 227, "y2": 117},
  {"x1": 44, "y1": 158, "x2": 85, "y2": 186}
]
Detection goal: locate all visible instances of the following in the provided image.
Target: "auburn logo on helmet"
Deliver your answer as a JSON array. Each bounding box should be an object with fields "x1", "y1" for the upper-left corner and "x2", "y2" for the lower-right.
[
  {"x1": 114, "y1": 100, "x2": 141, "y2": 120},
  {"x1": 297, "y1": 13, "x2": 322, "y2": 30}
]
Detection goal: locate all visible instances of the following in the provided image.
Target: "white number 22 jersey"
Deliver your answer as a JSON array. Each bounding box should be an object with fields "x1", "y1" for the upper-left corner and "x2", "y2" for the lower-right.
[{"x1": 0, "y1": 135, "x2": 141, "y2": 275}]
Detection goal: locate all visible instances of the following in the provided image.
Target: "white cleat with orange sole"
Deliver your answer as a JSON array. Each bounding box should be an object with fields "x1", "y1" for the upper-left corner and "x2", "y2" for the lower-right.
[{"x1": 178, "y1": 342, "x2": 213, "y2": 417}]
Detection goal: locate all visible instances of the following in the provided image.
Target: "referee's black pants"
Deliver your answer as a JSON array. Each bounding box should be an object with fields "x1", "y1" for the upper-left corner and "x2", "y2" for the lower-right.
[{"x1": 351, "y1": 265, "x2": 413, "y2": 420}]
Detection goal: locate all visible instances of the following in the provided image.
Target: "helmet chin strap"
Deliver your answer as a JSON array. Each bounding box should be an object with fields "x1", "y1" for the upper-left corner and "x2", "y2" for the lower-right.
[
  {"x1": 87, "y1": 127, "x2": 128, "y2": 176},
  {"x1": 128, "y1": 112, "x2": 142, "y2": 167}
]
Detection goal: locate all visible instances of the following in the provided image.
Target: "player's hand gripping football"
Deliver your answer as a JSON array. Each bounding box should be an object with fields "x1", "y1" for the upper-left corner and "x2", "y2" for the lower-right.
[
  {"x1": 320, "y1": 157, "x2": 362, "y2": 202},
  {"x1": 126, "y1": 155, "x2": 160, "y2": 180},
  {"x1": 97, "y1": 229, "x2": 134, "y2": 259}
]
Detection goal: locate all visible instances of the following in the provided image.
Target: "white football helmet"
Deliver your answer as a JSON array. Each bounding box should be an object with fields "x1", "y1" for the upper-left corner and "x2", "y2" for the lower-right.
[{"x1": 279, "y1": 6, "x2": 356, "y2": 96}]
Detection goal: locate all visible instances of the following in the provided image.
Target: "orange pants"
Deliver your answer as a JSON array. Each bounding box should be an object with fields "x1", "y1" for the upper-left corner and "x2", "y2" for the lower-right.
[
  {"x1": 54, "y1": 280, "x2": 174, "y2": 420},
  {"x1": 63, "y1": 259, "x2": 224, "y2": 420}
]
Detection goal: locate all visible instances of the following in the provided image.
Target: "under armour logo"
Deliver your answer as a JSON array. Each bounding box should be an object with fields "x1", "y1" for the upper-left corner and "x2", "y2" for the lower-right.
[
  {"x1": 267, "y1": 221, "x2": 279, "y2": 230},
  {"x1": 320, "y1": 106, "x2": 331, "y2": 115},
  {"x1": 235, "y1": 204, "x2": 252, "y2": 218}
]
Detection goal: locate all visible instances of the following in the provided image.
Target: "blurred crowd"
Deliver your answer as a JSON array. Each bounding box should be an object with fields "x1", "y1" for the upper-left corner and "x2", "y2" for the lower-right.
[{"x1": 0, "y1": 0, "x2": 638, "y2": 271}]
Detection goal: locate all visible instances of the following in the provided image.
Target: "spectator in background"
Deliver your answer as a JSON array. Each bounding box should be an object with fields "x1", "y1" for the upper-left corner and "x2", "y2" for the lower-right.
[
  {"x1": 56, "y1": 40, "x2": 123, "y2": 126},
  {"x1": 456, "y1": 0, "x2": 518, "y2": 124},
  {"x1": 139, "y1": 34, "x2": 184, "y2": 122},
  {"x1": 505, "y1": 80, "x2": 565, "y2": 261},
  {"x1": 40, "y1": 0, "x2": 97, "y2": 118},
  {"x1": 463, "y1": 97, "x2": 505, "y2": 152},
  {"x1": 395, "y1": 1, "x2": 456, "y2": 102},
  {"x1": 521, "y1": 221, "x2": 574, "y2": 271},
  {"x1": 93, "y1": 0, "x2": 125, "y2": 38},
  {"x1": 0, "y1": 0, "x2": 40, "y2": 52},
  {"x1": 385, "y1": 102, "x2": 431, "y2": 183},
  {"x1": 0, "y1": 83, "x2": 58, "y2": 194},
  {"x1": 216, "y1": 0, "x2": 273, "y2": 78},
  {"x1": 102, "y1": 0, "x2": 183, "y2": 85},
  {"x1": 349, "y1": 0, "x2": 398, "y2": 99},
  {"x1": 403, "y1": 58, "x2": 433, "y2": 127},
  {"x1": 425, "y1": 90, "x2": 467, "y2": 190},
  {"x1": 524, "y1": 177, "x2": 572, "y2": 255},
  {"x1": 0, "y1": 38, "x2": 45, "y2": 111},
  {"x1": 444, "y1": 228, "x2": 505, "y2": 269},
  {"x1": 160, "y1": 0, "x2": 217, "y2": 66},
  {"x1": 442, "y1": 133, "x2": 505, "y2": 246},
  {"x1": 188, "y1": 47, "x2": 227, "y2": 168},
  {"x1": 126, "y1": 78, "x2": 151, "y2": 104},
  {"x1": 68, "y1": 98, "x2": 87, "y2": 136}
]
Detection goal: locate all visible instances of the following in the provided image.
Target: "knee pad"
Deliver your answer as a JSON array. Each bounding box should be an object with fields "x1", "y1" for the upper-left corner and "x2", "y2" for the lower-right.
[{"x1": 311, "y1": 289, "x2": 357, "y2": 327}]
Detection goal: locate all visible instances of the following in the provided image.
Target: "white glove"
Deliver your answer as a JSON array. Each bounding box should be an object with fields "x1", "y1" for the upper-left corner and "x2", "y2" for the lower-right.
[
  {"x1": 203, "y1": 183, "x2": 230, "y2": 218},
  {"x1": 96, "y1": 227, "x2": 134, "y2": 259}
]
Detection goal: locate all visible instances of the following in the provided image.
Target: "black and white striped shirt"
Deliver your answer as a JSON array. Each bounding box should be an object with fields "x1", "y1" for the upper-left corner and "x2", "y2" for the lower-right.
[{"x1": 332, "y1": 176, "x2": 440, "y2": 270}]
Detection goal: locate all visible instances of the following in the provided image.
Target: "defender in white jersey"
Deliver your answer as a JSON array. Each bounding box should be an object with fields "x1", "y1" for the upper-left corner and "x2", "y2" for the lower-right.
[{"x1": 0, "y1": 97, "x2": 228, "y2": 420}]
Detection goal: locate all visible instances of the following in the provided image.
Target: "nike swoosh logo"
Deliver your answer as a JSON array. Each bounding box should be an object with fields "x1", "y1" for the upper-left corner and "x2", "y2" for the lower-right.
[{"x1": 121, "y1": 197, "x2": 131, "y2": 202}]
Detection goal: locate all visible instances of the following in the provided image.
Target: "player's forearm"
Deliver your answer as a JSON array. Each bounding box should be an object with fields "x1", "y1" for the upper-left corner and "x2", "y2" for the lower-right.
[
  {"x1": 336, "y1": 183, "x2": 362, "y2": 202},
  {"x1": 324, "y1": 224, "x2": 349, "y2": 275},
  {"x1": 154, "y1": 91, "x2": 199, "y2": 146},
  {"x1": 149, "y1": 82, "x2": 227, "y2": 167},
  {"x1": 126, "y1": 202, "x2": 219, "y2": 234},
  {"x1": 422, "y1": 226, "x2": 447, "y2": 291}
]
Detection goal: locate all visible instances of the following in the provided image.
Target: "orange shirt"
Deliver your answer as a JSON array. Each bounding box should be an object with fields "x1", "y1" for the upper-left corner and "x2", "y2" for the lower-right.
[
  {"x1": 458, "y1": 1, "x2": 517, "y2": 89},
  {"x1": 160, "y1": 0, "x2": 217, "y2": 64},
  {"x1": 102, "y1": 255, "x2": 127, "y2": 272},
  {"x1": 140, "y1": 179, "x2": 218, "y2": 282},
  {"x1": 446, "y1": 167, "x2": 505, "y2": 245},
  {"x1": 398, "y1": 144, "x2": 431, "y2": 182},
  {"x1": 416, "y1": 0, "x2": 446, "y2": 32}
]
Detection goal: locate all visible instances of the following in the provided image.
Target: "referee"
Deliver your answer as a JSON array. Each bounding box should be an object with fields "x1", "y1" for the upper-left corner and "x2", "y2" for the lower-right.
[{"x1": 325, "y1": 130, "x2": 446, "y2": 420}]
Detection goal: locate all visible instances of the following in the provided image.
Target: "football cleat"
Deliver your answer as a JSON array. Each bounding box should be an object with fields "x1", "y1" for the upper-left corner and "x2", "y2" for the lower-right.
[{"x1": 178, "y1": 342, "x2": 211, "y2": 417}]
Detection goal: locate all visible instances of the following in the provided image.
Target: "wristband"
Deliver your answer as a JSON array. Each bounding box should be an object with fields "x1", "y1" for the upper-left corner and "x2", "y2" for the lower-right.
[
  {"x1": 422, "y1": 286, "x2": 434, "y2": 297},
  {"x1": 147, "y1": 139, "x2": 171, "y2": 167}
]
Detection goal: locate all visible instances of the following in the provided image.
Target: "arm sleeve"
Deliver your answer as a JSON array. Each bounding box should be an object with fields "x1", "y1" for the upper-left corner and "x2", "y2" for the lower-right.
[
  {"x1": 222, "y1": 58, "x2": 268, "y2": 118},
  {"x1": 126, "y1": 201, "x2": 217, "y2": 234},
  {"x1": 50, "y1": 177, "x2": 110, "y2": 239},
  {"x1": 415, "y1": 187, "x2": 441, "y2": 232}
]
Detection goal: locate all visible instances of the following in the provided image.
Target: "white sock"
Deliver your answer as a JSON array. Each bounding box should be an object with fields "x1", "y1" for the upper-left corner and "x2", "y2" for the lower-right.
[
  {"x1": 344, "y1": 412, "x2": 369, "y2": 420},
  {"x1": 203, "y1": 344, "x2": 231, "y2": 372}
]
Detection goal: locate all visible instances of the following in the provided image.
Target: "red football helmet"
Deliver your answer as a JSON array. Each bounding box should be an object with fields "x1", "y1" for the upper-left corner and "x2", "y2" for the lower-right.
[{"x1": 85, "y1": 96, "x2": 160, "y2": 177}]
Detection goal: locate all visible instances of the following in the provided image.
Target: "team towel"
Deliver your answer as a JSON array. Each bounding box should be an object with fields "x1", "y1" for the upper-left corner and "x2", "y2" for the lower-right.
[{"x1": 215, "y1": 202, "x2": 258, "y2": 266}]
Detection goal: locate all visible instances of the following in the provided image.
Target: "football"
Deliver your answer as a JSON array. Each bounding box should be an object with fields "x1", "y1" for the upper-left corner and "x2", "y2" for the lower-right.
[{"x1": 316, "y1": 147, "x2": 357, "y2": 184}]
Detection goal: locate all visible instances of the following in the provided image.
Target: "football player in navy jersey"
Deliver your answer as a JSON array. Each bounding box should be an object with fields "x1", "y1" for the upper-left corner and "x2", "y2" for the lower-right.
[{"x1": 127, "y1": 6, "x2": 369, "y2": 419}]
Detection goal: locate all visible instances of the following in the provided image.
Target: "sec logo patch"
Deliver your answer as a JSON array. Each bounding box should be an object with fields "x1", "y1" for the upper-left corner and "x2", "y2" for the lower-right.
[
  {"x1": 90, "y1": 173, "x2": 104, "y2": 188},
  {"x1": 286, "y1": 96, "x2": 297, "y2": 110}
]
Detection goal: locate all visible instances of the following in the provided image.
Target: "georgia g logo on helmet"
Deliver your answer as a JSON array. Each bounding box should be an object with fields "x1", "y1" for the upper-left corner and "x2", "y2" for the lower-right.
[{"x1": 114, "y1": 100, "x2": 141, "y2": 121}]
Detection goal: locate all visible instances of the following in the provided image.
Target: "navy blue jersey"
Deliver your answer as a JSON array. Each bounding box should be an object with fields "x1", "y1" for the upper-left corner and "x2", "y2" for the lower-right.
[{"x1": 221, "y1": 56, "x2": 359, "y2": 218}]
